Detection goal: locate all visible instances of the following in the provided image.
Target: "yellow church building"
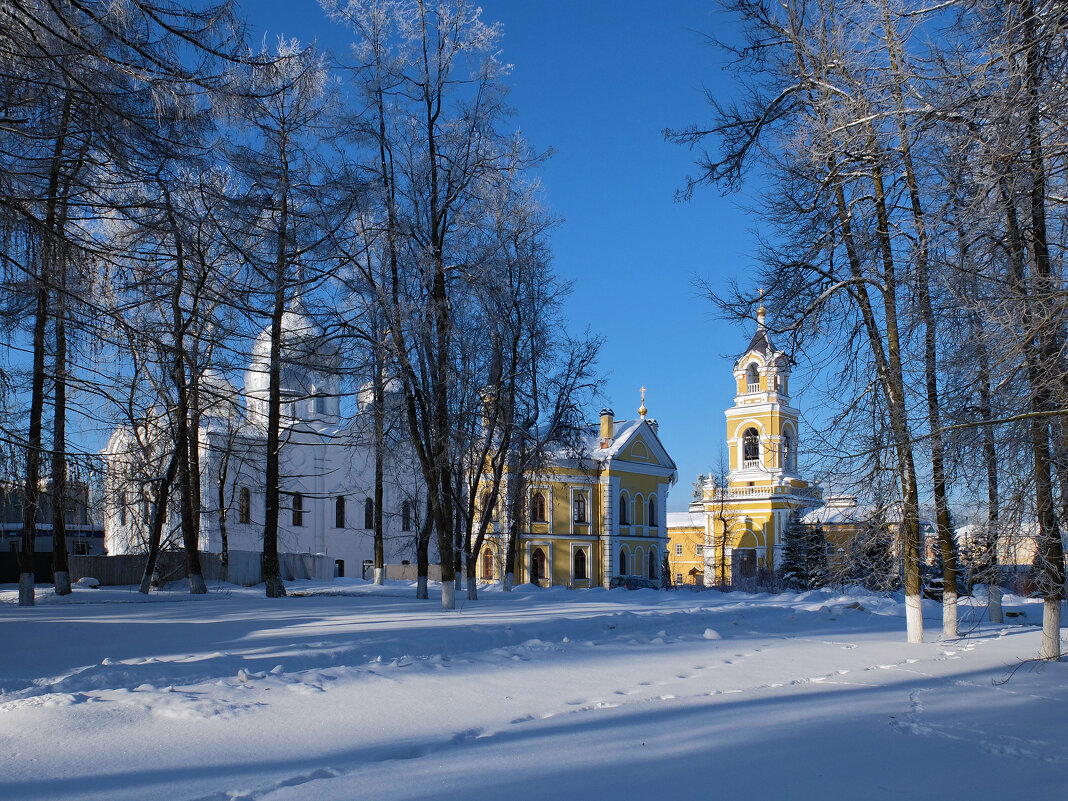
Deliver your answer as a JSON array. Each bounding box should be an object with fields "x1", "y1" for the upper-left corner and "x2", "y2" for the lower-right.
[
  {"x1": 477, "y1": 396, "x2": 678, "y2": 589},
  {"x1": 669, "y1": 305, "x2": 822, "y2": 586}
]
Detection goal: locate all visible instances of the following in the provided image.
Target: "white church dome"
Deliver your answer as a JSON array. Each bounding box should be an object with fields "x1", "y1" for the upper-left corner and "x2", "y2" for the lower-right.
[
  {"x1": 244, "y1": 299, "x2": 343, "y2": 427},
  {"x1": 198, "y1": 369, "x2": 240, "y2": 422},
  {"x1": 356, "y1": 374, "x2": 404, "y2": 413}
]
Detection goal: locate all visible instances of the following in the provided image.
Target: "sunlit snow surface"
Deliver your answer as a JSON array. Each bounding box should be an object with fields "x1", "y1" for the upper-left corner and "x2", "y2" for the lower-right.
[{"x1": 2, "y1": 580, "x2": 1065, "y2": 800}]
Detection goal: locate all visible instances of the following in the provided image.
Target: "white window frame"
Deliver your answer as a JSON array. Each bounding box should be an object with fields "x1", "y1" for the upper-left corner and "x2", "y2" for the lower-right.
[{"x1": 570, "y1": 543, "x2": 591, "y2": 585}]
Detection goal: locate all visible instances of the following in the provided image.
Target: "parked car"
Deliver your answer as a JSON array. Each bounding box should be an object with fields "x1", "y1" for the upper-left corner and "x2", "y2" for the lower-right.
[
  {"x1": 609, "y1": 576, "x2": 659, "y2": 590},
  {"x1": 920, "y1": 565, "x2": 969, "y2": 602}
]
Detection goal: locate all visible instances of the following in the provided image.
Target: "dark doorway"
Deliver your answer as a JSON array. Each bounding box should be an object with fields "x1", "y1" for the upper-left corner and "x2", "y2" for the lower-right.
[
  {"x1": 733, "y1": 549, "x2": 757, "y2": 582},
  {"x1": 531, "y1": 547, "x2": 547, "y2": 583}
]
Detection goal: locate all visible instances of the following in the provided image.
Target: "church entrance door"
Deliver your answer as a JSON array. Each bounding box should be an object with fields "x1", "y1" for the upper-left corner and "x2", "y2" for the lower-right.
[{"x1": 733, "y1": 549, "x2": 757, "y2": 583}]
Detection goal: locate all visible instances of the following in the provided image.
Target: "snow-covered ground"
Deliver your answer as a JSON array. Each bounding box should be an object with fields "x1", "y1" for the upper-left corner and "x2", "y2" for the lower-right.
[{"x1": 2, "y1": 580, "x2": 1065, "y2": 801}]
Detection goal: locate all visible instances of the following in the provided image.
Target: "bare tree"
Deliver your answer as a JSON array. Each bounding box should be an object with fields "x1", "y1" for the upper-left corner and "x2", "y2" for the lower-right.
[
  {"x1": 221, "y1": 41, "x2": 343, "y2": 597},
  {"x1": 327, "y1": 0, "x2": 542, "y2": 608}
]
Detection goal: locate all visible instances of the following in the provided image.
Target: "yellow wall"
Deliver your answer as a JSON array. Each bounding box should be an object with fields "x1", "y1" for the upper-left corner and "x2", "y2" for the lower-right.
[{"x1": 666, "y1": 524, "x2": 704, "y2": 585}]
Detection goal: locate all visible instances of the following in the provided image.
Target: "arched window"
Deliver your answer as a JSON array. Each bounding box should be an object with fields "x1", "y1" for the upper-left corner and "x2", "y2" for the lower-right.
[
  {"x1": 619, "y1": 495, "x2": 629, "y2": 526},
  {"x1": 743, "y1": 427, "x2": 760, "y2": 467},
  {"x1": 782, "y1": 429, "x2": 795, "y2": 471},
  {"x1": 239, "y1": 487, "x2": 251, "y2": 524},
  {"x1": 635, "y1": 494, "x2": 645, "y2": 525},
  {"x1": 481, "y1": 548, "x2": 494, "y2": 579},
  {"x1": 481, "y1": 490, "x2": 496, "y2": 522},
  {"x1": 292, "y1": 492, "x2": 304, "y2": 527},
  {"x1": 573, "y1": 492, "x2": 587, "y2": 523},
  {"x1": 402, "y1": 500, "x2": 412, "y2": 532},
  {"x1": 364, "y1": 497, "x2": 374, "y2": 529},
  {"x1": 119, "y1": 492, "x2": 127, "y2": 526},
  {"x1": 648, "y1": 495, "x2": 657, "y2": 528},
  {"x1": 746, "y1": 362, "x2": 760, "y2": 393},
  {"x1": 573, "y1": 548, "x2": 588, "y2": 580},
  {"x1": 335, "y1": 496, "x2": 346, "y2": 528},
  {"x1": 531, "y1": 547, "x2": 547, "y2": 582},
  {"x1": 648, "y1": 547, "x2": 657, "y2": 579},
  {"x1": 619, "y1": 549, "x2": 628, "y2": 576},
  {"x1": 530, "y1": 491, "x2": 546, "y2": 522}
]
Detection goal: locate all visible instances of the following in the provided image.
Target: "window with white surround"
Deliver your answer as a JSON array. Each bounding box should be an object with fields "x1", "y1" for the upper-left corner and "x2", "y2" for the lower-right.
[
  {"x1": 782, "y1": 427, "x2": 796, "y2": 471},
  {"x1": 743, "y1": 427, "x2": 760, "y2": 469},
  {"x1": 530, "y1": 491, "x2": 546, "y2": 522},
  {"x1": 239, "y1": 487, "x2": 251, "y2": 524},
  {"x1": 573, "y1": 491, "x2": 587, "y2": 524},
  {"x1": 292, "y1": 492, "x2": 304, "y2": 527},
  {"x1": 573, "y1": 548, "x2": 588, "y2": 581},
  {"x1": 675, "y1": 543, "x2": 682, "y2": 556},
  {"x1": 696, "y1": 544, "x2": 704, "y2": 556}
]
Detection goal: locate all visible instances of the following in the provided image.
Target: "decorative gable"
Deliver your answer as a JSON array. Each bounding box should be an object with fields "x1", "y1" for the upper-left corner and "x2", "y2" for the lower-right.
[{"x1": 624, "y1": 438, "x2": 652, "y2": 462}]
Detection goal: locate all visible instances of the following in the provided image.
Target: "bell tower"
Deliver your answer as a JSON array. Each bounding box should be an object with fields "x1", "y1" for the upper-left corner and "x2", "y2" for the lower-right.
[
  {"x1": 696, "y1": 299, "x2": 821, "y2": 586},
  {"x1": 725, "y1": 301, "x2": 800, "y2": 489}
]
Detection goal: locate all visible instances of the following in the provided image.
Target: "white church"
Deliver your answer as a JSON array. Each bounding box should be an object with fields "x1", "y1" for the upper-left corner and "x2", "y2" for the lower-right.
[{"x1": 104, "y1": 303, "x2": 426, "y2": 579}]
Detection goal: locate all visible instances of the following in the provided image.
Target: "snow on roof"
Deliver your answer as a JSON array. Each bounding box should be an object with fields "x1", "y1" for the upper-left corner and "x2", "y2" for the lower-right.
[
  {"x1": 585, "y1": 418, "x2": 643, "y2": 459},
  {"x1": 667, "y1": 511, "x2": 705, "y2": 529}
]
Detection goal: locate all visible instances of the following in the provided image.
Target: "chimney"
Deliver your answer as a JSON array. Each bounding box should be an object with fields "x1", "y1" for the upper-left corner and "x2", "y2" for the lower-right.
[{"x1": 599, "y1": 408, "x2": 614, "y2": 448}]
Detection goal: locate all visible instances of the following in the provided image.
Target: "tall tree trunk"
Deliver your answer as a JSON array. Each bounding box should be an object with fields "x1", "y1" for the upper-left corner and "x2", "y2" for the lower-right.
[
  {"x1": 139, "y1": 449, "x2": 181, "y2": 594},
  {"x1": 999, "y1": 170, "x2": 1060, "y2": 658},
  {"x1": 416, "y1": 499, "x2": 433, "y2": 599},
  {"x1": 831, "y1": 156, "x2": 923, "y2": 643},
  {"x1": 217, "y1": 452, "x2": 230, "y2": 583},
  {"x1": 466, "y1": 521, "x2": 478, "y2": 600},
  {"x1": 373, "y1": 340, "x2": 385, "y2": 585},
  {"x1": 51, "y1": 245, "x2": 71, "y2": 596},
  {"x1": 168, "y1": 218, "x2": 206, "y2": 596},
  {"x1": 881, "y1": 9, "x2": 957, "y2": 637},
  {"x1": 262, "y1": 267, "x2": 288, "y2": 598},
  {"x1": 20, "y1": 90, "x2": 75, "y2": 606},
  {"x1": 189, "y1": 355, "x2": 204, "y2": 558},
  {"x1": 870, "y1": 153, "x2": 924, "y2": 643},
  {"x1": 1020, "y1": 0, "x2": 1064, "y2": 659},
  {"x1": 19, "y1": 267, "x2": 47, "y2": 607},
  {"x1": 976, "y1": 319, "x2": 1002, "y2": 623}
]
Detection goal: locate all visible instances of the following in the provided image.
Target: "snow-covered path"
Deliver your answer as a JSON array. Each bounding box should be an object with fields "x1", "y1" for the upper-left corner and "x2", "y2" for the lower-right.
[{"x1": 2, "y1": 582, "x2": 1065, "y2": 800}]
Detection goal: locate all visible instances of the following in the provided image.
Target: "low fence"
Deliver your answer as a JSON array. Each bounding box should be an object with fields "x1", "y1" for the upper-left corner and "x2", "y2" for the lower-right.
[
  {"x1": 68, "y1": 550, "x2": 332, "y2": 587},
  {"x1": 375, "y1": 563, "x2": 442, "y2": 583}
]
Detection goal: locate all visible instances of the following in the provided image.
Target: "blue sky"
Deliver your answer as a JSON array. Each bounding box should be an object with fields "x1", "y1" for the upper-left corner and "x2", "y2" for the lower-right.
[{"x1": 255, "y1": 1, "x2": 766, "y2": 510}]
